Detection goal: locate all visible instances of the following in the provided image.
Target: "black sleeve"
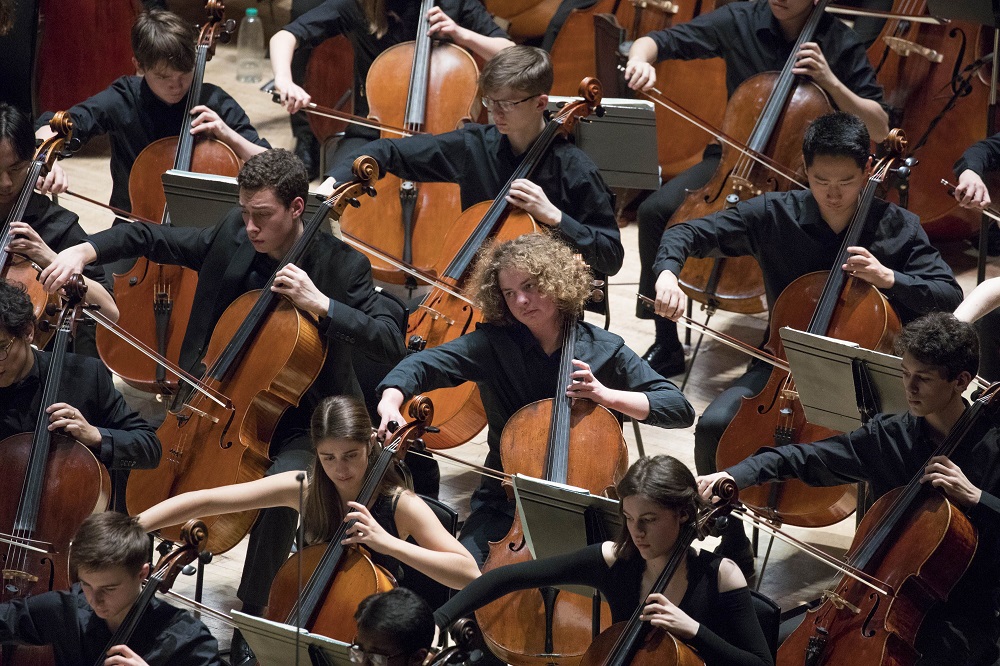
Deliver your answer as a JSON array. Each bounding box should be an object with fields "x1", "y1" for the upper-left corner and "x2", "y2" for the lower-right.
[
  {"x1": 33, "y1": 202, "x2": 109, "y2": 288},
  {"x1": 316, "y1": 246, "x2": 407, "y2": 365},
  {"x1": 281, "y1": 0, "x2": 354, "y2": 49},
  {"x1": 823, "y1": 23, "x2": 884, "y2": 106},
  {"x1": 608, "y1": 344, "x2": 694, "y2": 429},
  {"x1": 0, "y1": 591, "x2": 73, "y2": 647},
  {"x1": 88, "y1": 219, "x2": 220, "y2": 271},
  {"x1": 205, "y1": 85, "x2": 271, "y2": 148},
  {"x1": 145, "y1": 610, "x2": 222, "y2": 666},
  {"x1": 449, "y1": 0, "x2": 508, "y2": 37},
  {"x1": 651, "y1": 196, "x2": 763, "y2": 278},
  {"x1": 87, "y1": 357, "x2": 161, "y2": 471},
  {"x1": 882, "y1": 210, "x2": 963, "y2": 316},
  {"x1": 377, "y1": 329, "x2": 495, "y2": 399},
  {"x1": 648, "y1": 6, "x2": 731, "y2": 61},
  {"x1": 554, "y1": 151, "x2": 623, "y2": 277},
  {"x1": 36, "y1": 77, "x2": 133, "y2": 147},
  {"x1": 434, "y1": 544, "x2": 610, "y2": 628},
  {"x1": 690, "y1": 588, "x2": 773, "y2": 666},
  {"x1": 327, "y1": 129, "x2": 470, "y2": 184},
  {"x1": 955, "y1": 133, "x2": 1000, "y2": 178}
]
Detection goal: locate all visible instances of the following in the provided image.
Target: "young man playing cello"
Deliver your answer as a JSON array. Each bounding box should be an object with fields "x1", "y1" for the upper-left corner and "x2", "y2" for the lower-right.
[
  {"x1": 651, "y1": 112, "x2": 962, "y2": 572},
  {"x1": 320, "y1": 45, "x2": 624, "y2": 280},
  {"x1": 699, "y1": 312, "x2": 1000, "y2": 666},
  {"x1": 0, "y1": 511, "x2": 220, "y2": 665},
  {"x1": 42, "y1": 148, "x2": 407, "y2": 666},
  {"x1": 270, "y1": 0, "x2": 514, "y2": 177},
  {"x1": 625, "y1": 0, "x2": 890, "y2": 377}
]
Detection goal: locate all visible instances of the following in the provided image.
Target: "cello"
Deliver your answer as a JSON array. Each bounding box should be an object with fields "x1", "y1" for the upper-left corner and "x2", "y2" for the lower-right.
[
  {"x1": 337, "y1": 0, "x2": 478, "y2": 286},
  {"x1": 485, "y1": 0, "x2": 560, "y2": 41},
  {"x1": 475, "y1": 282, "x2": 628, "y2": 666},
  {"x1": 775, "y1": 386, "x2": 993, "y2": 665},
  {"x1": 714, "y1": 135, "x2": 908, "y2": 529},
  {"x1": 125, "y1": 156, "x2": 382, "y2": 556},
  {"x1": 578, "y1": 478, "x2": 739, "y2": 666},
  {"x1": 0, "y1": 276, "x2": 111, "y2": 666},
  {"x1": 403, "y1": 79, "x2": 602, "y2": 450},
  {"x1": 96, "y1": 0, "x2": 240, "y2": 396},
  {"x1": 0, "y1": 112, "x2": 73, "y2": 349},
  {"x1": 265, "y1": 398, "x2": 435, "y2": 639},
  {"x1": 665, "y1": 0, "x2": 837, "y2": 320}
]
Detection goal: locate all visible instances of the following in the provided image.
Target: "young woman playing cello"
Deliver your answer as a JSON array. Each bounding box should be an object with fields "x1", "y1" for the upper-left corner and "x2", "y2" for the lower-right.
[
  {"x1": 434, "y1": 455, "x2": 773, "y2": 666},
  {"x1": 137, "y1": 394, "x2": 480, "y2": 592}
]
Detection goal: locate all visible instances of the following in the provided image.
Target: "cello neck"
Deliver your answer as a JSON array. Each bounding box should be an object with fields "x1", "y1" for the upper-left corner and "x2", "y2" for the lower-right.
[
  {"x1": 747, "y1": 0, "x2": 831, "y2": 153},
  {"x1": 174, "y1": 41, "x2": 211, "y2": 173},
  {"x1": 543, "y1": 316, "x2": 579, "y2": 484},
  {"x1": 404, "y1": 0, "x2": 437, "y2": 132},
  {"x1": 0, "y1": 158, "x2": 47, "y2": 268}
]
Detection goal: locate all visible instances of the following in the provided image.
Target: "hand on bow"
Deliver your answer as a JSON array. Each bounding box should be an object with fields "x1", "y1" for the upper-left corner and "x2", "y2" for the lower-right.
[
  {"x1": 271, "y1": 263, "x2": 330, "y2": 317},
  {"x1": 273, "y1": 76, "x2": 312, "y2": 115},
  {"x1": 843, "y1": 247, "x2": 894, "y2": 289},
  {"x1": 6, "y1": 222, "x2": 56, "y2": 267},
  {"x1": 47, "y1": 402, "x2": 101, "y2": 447},
  {"x1": 653, "y1": 270, "x2": 688, "y2": 321},
  {"x1": 954, "y1": 169, "x2": 992, "y2": 210},
  {"x1": 36, "y1": 161, "x2": 69, "y2": 195},
  {"x1": 376, "y1": 388, "x2": 406, "y2": 441},
  {"x1": 342, "y1": 501, "x2": 393, "y2": 553},
  {"x1": 921, "y1": 455, "x2": 982, "y2": 508},
  {"x1": 640, "y1": 592, "x2": 699, "y2": 640}
]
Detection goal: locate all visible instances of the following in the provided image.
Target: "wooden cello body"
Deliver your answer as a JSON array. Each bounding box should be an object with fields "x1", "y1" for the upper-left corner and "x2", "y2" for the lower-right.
[
  {"x1": 338, "y1": 0, "x2": 478, "y2": 285},
  {"x1": 865, "y1": 1, "x2": 990, "y2": 239},
  {"x1": 303, "y1": 35, "x2": 356, "y2": 145},
  {"x1": 716, "y1": 144, "x2": 907, "y2": 528},
  {"x1": 96, "y1": 1, "x2": 240, "y2": 395},
  {"x1": 485, "y1": 0, "x2": 560, "y2": 41},
  {"x1": 403, "y1": 80, "x2": 600, "y2": 450},
  {"x1": 125, "y1": 158, "x2": 380, "y2": 555},
  {"x1": 265, "y1": 399, "x2": 434, "y2": 638}
]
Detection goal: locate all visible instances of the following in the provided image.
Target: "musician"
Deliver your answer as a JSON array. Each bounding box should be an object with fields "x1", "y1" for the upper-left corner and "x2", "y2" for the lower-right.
[
  {"x1": 353, "y1": 588, "x2": 436, "y2": 666},
  {"x1": 0, "y1": 103, "x2": 116, "y2": 357},
  {"x1": 42, "y1": 148, "x2": 406, "y2": 666},
  {"x1": 377, "y1": 233, "x2": 694, "y2": 566},
  {"x1": 32, "y1": 9, "x2": 269, "y2": 214},
  {"x1": 271, "y1": 0, "x2": 513, "y2": 178},
  {"x1": 625, "y1": 0, "x2": 890, "y2": 377},
  {"x1": 0, "y1": 511, "x2": 220, "y2": 666},
  {"x1": 0, "y1": 279, "x2": 158, "y2": 512},
  {"x1": 699, "y1": 313, "x2": 1000, "y2": 666},
  {"x1": 952, "y1": 132, "x2": 1000, "y2": 255},
  {"x1": 322, "y1": 45, "x2": 625, "y2": 280},
  {"x1": 137, "y1": 395, "x2": 480, "y2": 591},
  {"x1": 651, "y1": 112, "x2": 962, "y2": 573},
  {"x1": 435, "y1": 455, "x2": 773, "y2": 666}
]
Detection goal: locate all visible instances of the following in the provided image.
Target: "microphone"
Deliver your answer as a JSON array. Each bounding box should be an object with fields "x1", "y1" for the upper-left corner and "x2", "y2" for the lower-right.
[{"x1": 295, "y1": 471, "x2": 306, "y2": 666}]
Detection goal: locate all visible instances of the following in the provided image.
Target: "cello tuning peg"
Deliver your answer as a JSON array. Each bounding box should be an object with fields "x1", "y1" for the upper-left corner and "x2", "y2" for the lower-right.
[
  {"x1": 181, "y1": 564, "x2": 196, "y2": 576},
  {"x1": 595, "y1": 105, "x2": 605, "y2": 118},
  {"x1": 37, "y1": 321, "x2": 51, "y2": 333},
  {"x1": 44, "y1": 303, "x2": 59, "y2": 317},
  {"x1": 426, "y1": 426, "x2": 440, "y2": 433},
  {"x1": 556, "y1": 100, "x2": 567, "y2": 109},
  {"x1": 347, "y1": 198, "x2": 361, "y2": 208},
  {"x1": 365, "y1": 186, "x2": 377, "y2": 198}
]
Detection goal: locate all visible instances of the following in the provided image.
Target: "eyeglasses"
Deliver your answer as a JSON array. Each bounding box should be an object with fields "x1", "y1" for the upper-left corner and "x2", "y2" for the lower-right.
[
  {"x1": 349, "y1": 644, "x2": 407, "y2": 666},
  {"x1": 0, "y1": 338, "x2": 15, "y2": 362},
  {"x1": 481, "y1": 94, "x2": 539, "y2": 113}
]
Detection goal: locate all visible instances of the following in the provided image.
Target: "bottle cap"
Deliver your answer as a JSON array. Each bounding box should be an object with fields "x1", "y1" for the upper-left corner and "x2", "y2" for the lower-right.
[{"x1": 246, "y1": 7, "x2": 258, "y2": 16}]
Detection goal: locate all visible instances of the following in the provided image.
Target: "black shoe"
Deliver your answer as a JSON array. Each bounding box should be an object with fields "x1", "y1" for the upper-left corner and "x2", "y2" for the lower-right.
[
  {"x1": 970, "y1": 223, "x2": 1000, "y2": 257},
  {"x1": 642, "y1": 342, "x2": 686, "y2": 377},
  {"x1": 228, "y1": 628, "x2": 257, "y2": 666},
  {"x1": 714, "y1": 534, "x2": 756, "y2": 578},
  {"x1": 294, "y1": 133, "x2": 321, "y2": 181}
]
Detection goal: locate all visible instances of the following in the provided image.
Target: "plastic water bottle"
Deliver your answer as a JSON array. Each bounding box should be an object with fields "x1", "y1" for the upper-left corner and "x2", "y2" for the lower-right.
[{"x1": 236, "y1": 7, "x2": 264, "y2": 83}]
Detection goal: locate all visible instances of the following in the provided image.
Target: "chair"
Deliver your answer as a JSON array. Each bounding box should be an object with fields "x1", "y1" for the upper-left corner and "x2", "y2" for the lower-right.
[
  {"x1": 399, "y1": 495, "x2": 460, "y2": 609},
  {"x1": 750, "y1": 589, "x2": 781, "y2": 659}
]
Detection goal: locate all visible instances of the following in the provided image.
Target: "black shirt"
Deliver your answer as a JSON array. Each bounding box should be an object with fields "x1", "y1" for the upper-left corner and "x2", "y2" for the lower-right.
[
  {"x1": 648, "y1": 0, "x2": 884, "y2": 103},
  {"x1": 0, "y1": 349, "x2": 160, "y2": 511},
  {"x1": 652, "y1": 189, "x2": 963, "y2": 326},
  {"x1": 727, "y1": 409, "x2": 1000, "y2": 652},
  {"x1": 954, "y1": 133, "x2": 1000, "y2": 178},
  {"x1": 0, "y1": 584, "x2": 220, "y2": 666},
  {"x1": 36, "y1": 76, "x2": 269, "y2": 213},
  {"x1": 283, "y1": 0, "x2": 508, "y2": 118},
  {"x1": 435, "y1": 545, "x2": 773, "y2": 666},
  {"x1": 327, "y1": 123, "x2": 624, "y2": 277},
  {"x1": 378, "y1": 320, "x2": 694, "y2": 480}
]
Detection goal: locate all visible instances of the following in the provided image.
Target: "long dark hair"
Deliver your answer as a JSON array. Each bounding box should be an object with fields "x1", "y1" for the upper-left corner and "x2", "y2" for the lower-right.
[
  {"x1": 612, "y1": 456, "x2": 708, "y2": 561},
  {"x1": 302, "y1": 396, "x2": 409, "y2": 544}
]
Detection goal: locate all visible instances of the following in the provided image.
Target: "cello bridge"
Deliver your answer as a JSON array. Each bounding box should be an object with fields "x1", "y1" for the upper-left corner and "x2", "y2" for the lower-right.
[
  {"x1": 727, "y1": 177, "x2": 759, "y2": 201},
  {"x1": 884, "y1": 36, "x2": 943, "y2": 63},
  {"x1": 414, "y1": 305, "x2": 455, "y2": 326},
  {"x1": 822, "y1": 589, "x2": 860, "y2": 614},
  {"x1": 3, "y1": 569, "x2": 38, "y2": 591}
]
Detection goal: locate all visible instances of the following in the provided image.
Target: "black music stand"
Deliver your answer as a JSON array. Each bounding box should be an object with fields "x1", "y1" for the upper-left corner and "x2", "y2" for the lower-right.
[{"x1": 928, "y1": 0, "x2": 1000, "y2": 283}]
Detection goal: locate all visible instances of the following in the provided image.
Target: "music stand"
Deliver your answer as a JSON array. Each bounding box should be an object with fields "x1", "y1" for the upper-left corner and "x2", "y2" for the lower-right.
[
  {"x1": 778, "y1": 327, "x2": 908, "y2": 433},
  {"x1": 161, "y1": 170, "x2": 332, "y2": 229},
  {"x1": 927, "y1": 0, "x2": 1000, "y2": 283},
  {"x1": 512, "y1": 474, "x2": 621, "y2": 598},
  {"x1": 231, "y1": 611, "x2": 353, "y2": 666},
  {"x1": 545, "y1": 97, "x2": 660, "y2": 190}
]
